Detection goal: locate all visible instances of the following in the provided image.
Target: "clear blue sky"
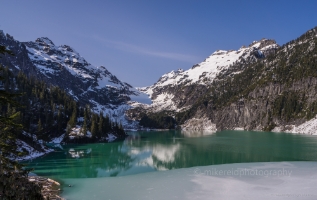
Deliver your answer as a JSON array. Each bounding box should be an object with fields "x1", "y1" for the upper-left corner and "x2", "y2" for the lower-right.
[{"x1": 0, "y1": 0, "x2": 316, "y2": 87}]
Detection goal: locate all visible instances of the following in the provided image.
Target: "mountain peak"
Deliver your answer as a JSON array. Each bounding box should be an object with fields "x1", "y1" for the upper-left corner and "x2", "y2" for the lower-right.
[
  {"x1": 35, "y1": 37, "x2": 55, "y2": 46},
  {"x1": 248, "y1": 39, "x2": 277, "y2": 49}
]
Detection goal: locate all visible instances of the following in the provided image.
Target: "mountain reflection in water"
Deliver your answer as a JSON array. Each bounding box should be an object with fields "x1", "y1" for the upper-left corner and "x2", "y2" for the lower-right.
[{"x1": 25, "y1": 130, "x2": 317, "y2": 179}]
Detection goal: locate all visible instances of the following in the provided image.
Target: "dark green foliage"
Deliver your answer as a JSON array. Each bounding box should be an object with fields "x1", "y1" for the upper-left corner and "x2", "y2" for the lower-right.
[
  {"x1": 90, "y1": 113, "x2": 98, "y2": 138},
  {"x1": 67, "y1": 101, "x2": 77, "y2": 128},
  {"x1": 112, "y1": 121, "x2": 126, "y2": 136},
  {"x1": 1, "y1": 67, "x2": 78, "y2": 140},
  {"x1": 0, "y1": 65, "x2": 125, "y2": 143},
  {"x1": 0, "y1": 171, "x2": 43, "y2": 200},
  {"x1": 272, "y1": 91, "x2": 304, "y2": 121},
  {"x1": 82, "y1": 108, "x2": 88, "y2": 136},
  {"x1": 140, "y1": 112, "x2": 176, "y2": 129}
]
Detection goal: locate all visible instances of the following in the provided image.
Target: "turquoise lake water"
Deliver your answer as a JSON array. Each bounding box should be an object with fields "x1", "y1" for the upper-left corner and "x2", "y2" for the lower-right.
[{"x1": 24, "y1": 130, "x2": 317, "y2": 183}]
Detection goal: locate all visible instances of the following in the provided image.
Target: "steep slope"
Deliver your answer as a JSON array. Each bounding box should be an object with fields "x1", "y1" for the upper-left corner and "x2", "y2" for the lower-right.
[
  {"x1": 0, "y1": 30, "x2": 148, "y2": 128},
  {"x1": 137, "y1": 39, "x2": 278, "y2": 113}
]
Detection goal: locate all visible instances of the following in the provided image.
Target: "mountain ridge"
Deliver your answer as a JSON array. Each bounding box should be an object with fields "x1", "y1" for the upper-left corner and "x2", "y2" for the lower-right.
[
  {"x1": 129, "y1": 26, "x2": 317, "y2": 134},
  {"x1": 134, "y1": 38, "x2": 279, "y2": 114},
  {"x1": 0, "y1": 30, "x2": 149, "y2": 128},
  {"x1": 2, "y1": 27, "x2": 317, "y2": 134}
]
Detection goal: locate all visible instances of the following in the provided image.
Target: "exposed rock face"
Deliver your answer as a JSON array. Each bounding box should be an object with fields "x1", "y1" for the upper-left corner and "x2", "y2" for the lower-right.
[
  {"x1": 209, "y1": 78, "x2": 317, "y2": 130},
  {"x1": 181, "y1": 117, "x2": 217, "y2": 131},
  {"x1": 28, "y1": 176, "x2": 64, "y2": 200},
  {"x1": 0, "y1": 31, "x2": 39, "y2": 77}
]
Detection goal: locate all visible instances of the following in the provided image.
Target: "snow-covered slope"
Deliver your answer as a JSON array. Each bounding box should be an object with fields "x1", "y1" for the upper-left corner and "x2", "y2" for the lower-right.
[
  {"x1": 24, "y1": 37, "x2": 152, "y2": 127},
  {"x1": 15, "y1": 131, "x2": 54, "y2": 161},
  {"x1": 24, "y1": 37, "x2": 135, "y2": 100},
  {"x1": 0, "y1": 31, "x2": 151, "y2": 128},
  {"x1": 25, "y1": 37, "x2": 128, "y2": 88},
  {"x1": 137, "y1": 39, "x2": 278, "y2": 112}
]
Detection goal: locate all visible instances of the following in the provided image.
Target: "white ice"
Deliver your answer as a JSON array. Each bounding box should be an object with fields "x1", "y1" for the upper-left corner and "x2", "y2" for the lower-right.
[{"x1": 61, "y1": 161, "x2": 317, "y2": 200}]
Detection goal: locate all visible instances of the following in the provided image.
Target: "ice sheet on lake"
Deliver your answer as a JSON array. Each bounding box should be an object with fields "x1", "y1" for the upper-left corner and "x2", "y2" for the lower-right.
[{"x1": 61, "y1": 161, "x2": 317, "y2": 200}]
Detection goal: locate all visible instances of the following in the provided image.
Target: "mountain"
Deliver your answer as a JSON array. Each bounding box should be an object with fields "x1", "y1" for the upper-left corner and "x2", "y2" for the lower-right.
[
  {"x1": 0, "y1": 30, "x2": 148, "y2": 128},
  {"x1": 2, "y1": 27, "x2": 317, "y2": 135},
  {"x1": 0, "y1": 64, "x2": 127, "y2": 160},
  {"x1": 136, "y1": 39, "x2": 278, "y2": 113},
  {"x1": 129, "y1": 27, "x2": 317, "y2": 134}
]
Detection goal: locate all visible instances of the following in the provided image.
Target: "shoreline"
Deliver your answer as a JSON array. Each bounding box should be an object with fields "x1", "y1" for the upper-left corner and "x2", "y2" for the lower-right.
[{"x1": 28, "y1": 176, "x2": 64, "y2": 200}]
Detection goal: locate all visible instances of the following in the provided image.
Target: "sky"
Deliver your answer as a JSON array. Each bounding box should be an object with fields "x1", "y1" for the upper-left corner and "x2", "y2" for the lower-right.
[{"x1": 0, "y1": 0, "x2": 317, "y2": 87}]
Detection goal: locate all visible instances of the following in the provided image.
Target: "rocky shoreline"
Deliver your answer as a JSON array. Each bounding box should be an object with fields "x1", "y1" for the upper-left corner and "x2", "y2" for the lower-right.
[{"x1": 28, "y1": 176, "x2": 64, "y2": 200}]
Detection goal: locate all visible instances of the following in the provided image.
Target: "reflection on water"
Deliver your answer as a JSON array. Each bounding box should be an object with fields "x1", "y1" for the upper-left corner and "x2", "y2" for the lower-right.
[
  {"x1": 181, "y1": 130, "x2": 216, "y2": 137},
  {"x1": 68, "y1": 148, "x2": 91, "y2": 158},
  {"x1": 24, "y1": 130, "x2": 317, "y2": 179}
]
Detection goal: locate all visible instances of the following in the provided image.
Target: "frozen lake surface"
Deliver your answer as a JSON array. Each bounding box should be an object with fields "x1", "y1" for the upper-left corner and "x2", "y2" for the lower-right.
[{"x1": 62, "y1": 162, "x2": 317, "y2": 200}]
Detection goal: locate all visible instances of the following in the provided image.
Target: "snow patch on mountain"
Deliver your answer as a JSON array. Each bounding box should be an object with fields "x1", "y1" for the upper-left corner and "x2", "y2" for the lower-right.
[
  {"x1": 272, "y1": 115, "x2": 317, "y2": 135},
  {"x1": 149, "y1": 92, "x2": 184, "y2": 112},
  {"x1": 50, "y1": 134, "x2": 65, "y2": 144},
  {"x1": 16, "y1": 139, "x2": 53, "y2": 161},
  {"x1": 89, "y1": 100, "x2": 140, "y2": 129},
  {"x1": 181, "y1": 117, "x2": 217, "y2": 131}
]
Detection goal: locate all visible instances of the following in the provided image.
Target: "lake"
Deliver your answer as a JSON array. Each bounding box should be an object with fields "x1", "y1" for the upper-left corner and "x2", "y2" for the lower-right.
[{"x1": 24, "y1": 130, "x2": 317, "y2": 199}]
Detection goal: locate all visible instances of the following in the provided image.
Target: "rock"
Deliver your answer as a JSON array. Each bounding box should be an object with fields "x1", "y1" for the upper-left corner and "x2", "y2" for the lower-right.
[{"x1": 28, "y1": 176, "x2": 64, "y2": 200}]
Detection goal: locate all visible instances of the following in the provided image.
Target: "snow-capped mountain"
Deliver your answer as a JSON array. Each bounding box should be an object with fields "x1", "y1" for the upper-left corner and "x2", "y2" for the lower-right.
[
  {"x1": 3, "y1": 26, "x2": 317, "y2": 134},
  {"x1": 137, "y1": 39, "x2": 278, "y2": 112},
  {"x1": 132, "y1": 27, "x2": 317, "y2": 134},
  {"x1": 0, "y1": 30, "x2": 149, "y2": 128},
  {"x1": 143, "y1": 39, "x2": 277, "y2": 91}
]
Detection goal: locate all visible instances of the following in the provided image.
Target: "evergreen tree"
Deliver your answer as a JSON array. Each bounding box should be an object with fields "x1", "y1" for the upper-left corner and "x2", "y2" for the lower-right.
[
  {"x1": 98, "y1": 111, "x2": 103, "y2": 138},
  {"x1": 90, "y1": 114, "x2": 97, "y2": 138},
  {"x1": 37, "y1": 118, "x2": 43, "y2": 134},
  {"x1": 0, "y1": 45, "x2": 44, "y2": 199},
  {"x1": 82, "y1": 107, "x2": 88, "y2": 136}
]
